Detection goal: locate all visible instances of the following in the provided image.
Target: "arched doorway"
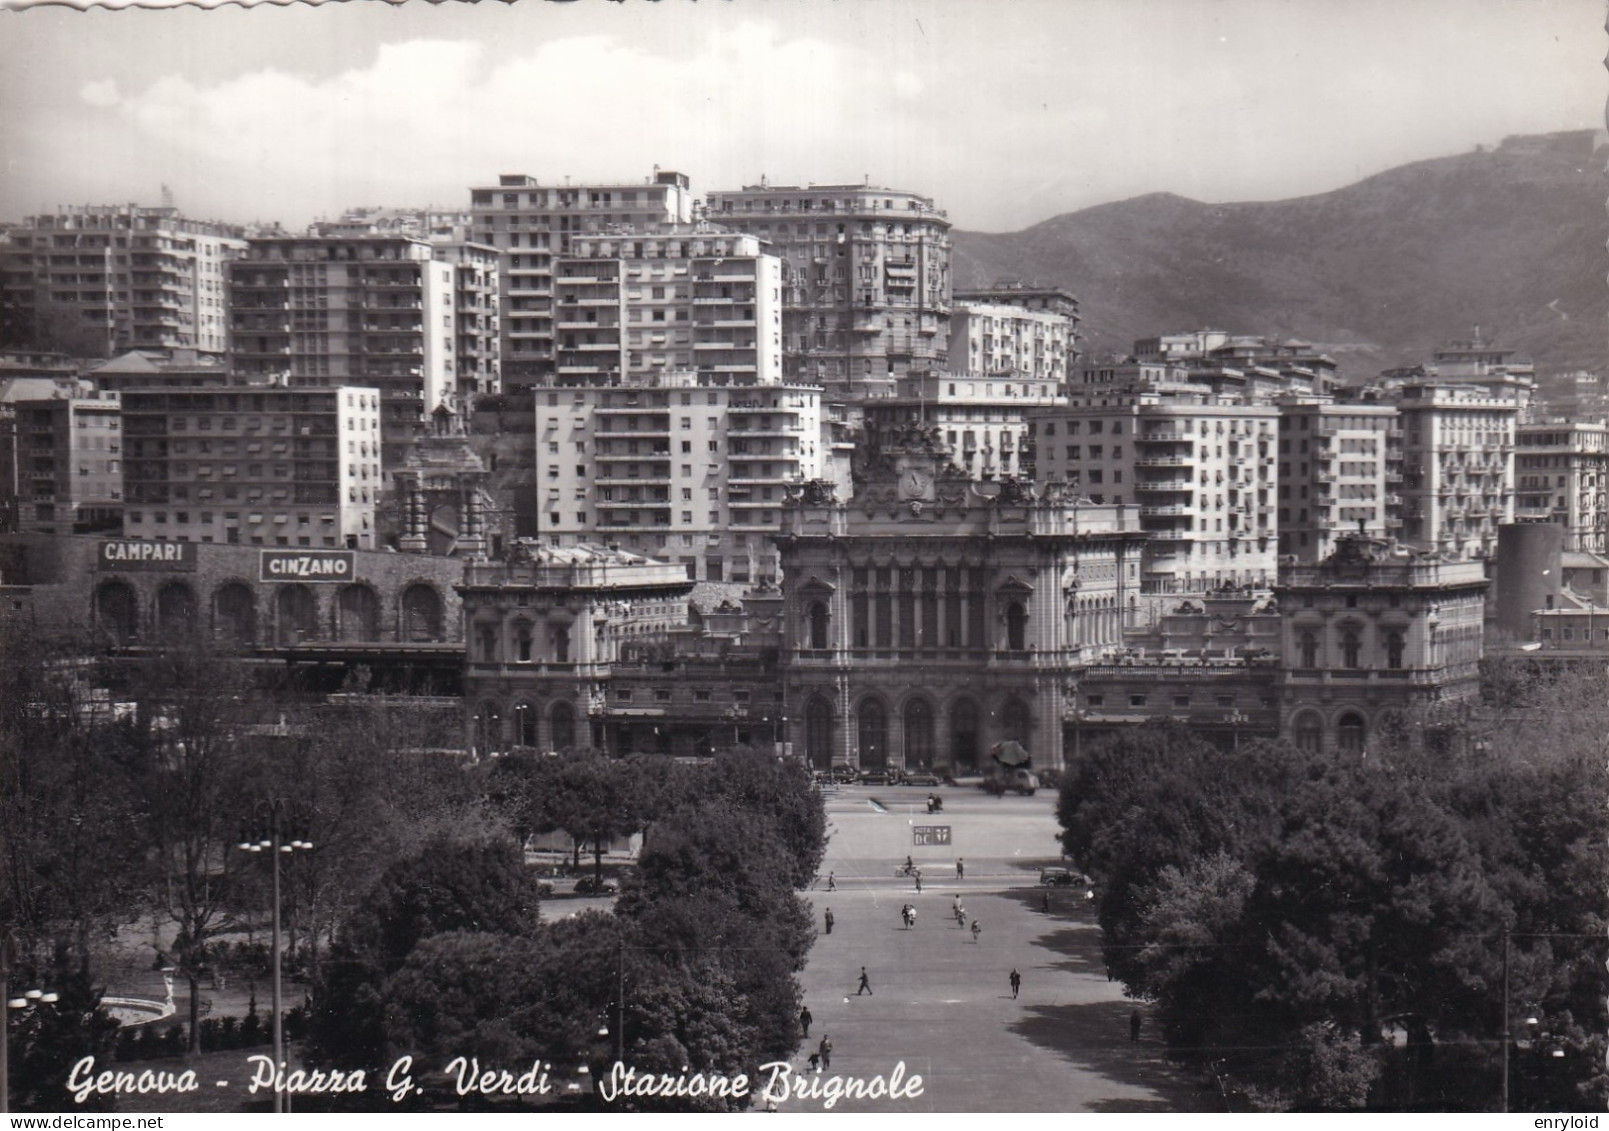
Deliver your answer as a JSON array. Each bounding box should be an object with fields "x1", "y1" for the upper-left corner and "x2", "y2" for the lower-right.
[
  {"x1": 1337, "y1": 712, "x2": 1367, "y2": 756},
  {"x1": 551, "y1": 701, "x2": 576, "y2": 752},
  {"x1": 336, "y1": 584, "x2": 380, "y2": 642},
  {"x1": 212, "y1": 582, "x2": 257, "y2": 645},
  {"x1": 512, "y1": 702, "x2": 538, "y2": 749},
  {"x1": 401, "y1": 583, "x2": 444, "y2": 642},
  {"x1": 857, "y1": 698, "x2": 888, "y2": 769},
  {"x1": 155, "y1": 581, "x2": 197, "y2": 642},
  {"x1": 804, "y1": 696, "x2": 834, "y2": 770},
  {"x1": 950, "y1": 697, "x2": 980, "y2": 771},
  {"x1": 275, "y1": 586, "x2": 318, "y2": 645},
  {"x1": 1293, "y1": 710, "x2": 1323, "y2": 752},
  {"x1": 903, "y1": 698, "x2": 935, "y2": 769},
  {"x1": 94, "y1": 580, "x2": 138, "y2": 644}
]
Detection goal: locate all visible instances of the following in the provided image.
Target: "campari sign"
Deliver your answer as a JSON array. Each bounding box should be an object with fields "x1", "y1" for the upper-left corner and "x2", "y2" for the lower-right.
[
  {"x1": 259, "y1": 550, "x2": 355, "y2": 583},
  {"x1": 98, "y1": 540, "x2": 197, "y2": 572}
]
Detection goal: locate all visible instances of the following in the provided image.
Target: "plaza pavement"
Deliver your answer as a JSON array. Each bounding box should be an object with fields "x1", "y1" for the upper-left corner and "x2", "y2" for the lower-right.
[{"x1": 781, "y1": 784, "x2": 1212, "y2": 1114}]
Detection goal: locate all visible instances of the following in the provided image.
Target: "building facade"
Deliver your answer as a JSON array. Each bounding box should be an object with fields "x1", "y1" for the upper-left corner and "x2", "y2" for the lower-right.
[
  {"x1": 6, "y1": 392, "x2": 123, "y2": 535},
  {"x1": 947, "y1": 301, "x2": 1076, "y2": 386},
  {"x1": 535, "y1": 374, "x2": 826, "y2": 584},
  {"x1": 1276, "y1": 397, "x2": 1397, "y2": 562},
  {"x1": 1395, "y1": 381, "x2": 1518, "y2": 560},
  {"x1": 704, "y1": 183, "x2": 951, "y2": 400},
  {"x1": 120, "y1": 386, "x2": 381, "y2": 548},
  {"x1": 469, "y1": 171, "x2": 697, "y2": 390},
  {"x1": 862, "y1": 371, "x2": 1062, "y2": 482},
  {"x1": 1514, "y1": 419, "x2": 1609, "y2": 553},
  {"x1": 0, "y1": 205, "x2": 244, "y2": 359}
]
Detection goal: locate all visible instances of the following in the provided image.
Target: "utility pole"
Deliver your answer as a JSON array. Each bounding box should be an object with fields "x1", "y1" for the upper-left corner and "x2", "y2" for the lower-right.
[{"x1": 1501, "y1": 928, "x2": 1511, "y2": 1113}]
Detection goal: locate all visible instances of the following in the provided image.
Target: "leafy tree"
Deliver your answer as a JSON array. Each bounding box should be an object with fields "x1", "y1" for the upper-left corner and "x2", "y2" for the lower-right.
[
  {"x1": 704, "y1": 748, "x2": 827, "y2": 890},
  {"x1": 5, "y1": 967, "x2": 121, "y2": 1112}
]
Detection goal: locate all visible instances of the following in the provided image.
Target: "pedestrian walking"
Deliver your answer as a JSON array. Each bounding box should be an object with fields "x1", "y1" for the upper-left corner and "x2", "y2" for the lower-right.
[
  {"x1": 799, "y1": 1005, "x2": 812, "y2": 1038},
  {"x1": 908, "y1": 905, "x2": 917, "y2": 928},
  {"x1": 1130, "y1": 1009, "x2": 1143, "y2": 1042},
  {"x1": 807, "y1": 1052, "x2": 820, "y2": 1072},
  {"x1": 819, "y1": 1035, "x2": 833, "y2": 1071},
  {"x1": 824, "y1": 907, "x2": 834, "y2": 935},
  {"x1": 914, "y1": 869, "x2": 923, "y2": 893},
  {"x1": 970, "y1": 919, "x2": 981, "y2": 943},
  {"x1": 1009, "y1": 969, "x2": 1021, "y2": 999},
  {"x1": 1042, "y1": 892, "x2": 1050, "y2": 915},
  {"x1": 956, "y1": 857, "x2": 964, "y2": 880},
  {"x1": 856, "y1": 967, "x2": 872, "y2": 995},
  {"x1": 900, "y1": 904, "x2": 911, "y2": 929},
  {"x1": 827, "y1": 871, "x2": 836, "y2": 891}
]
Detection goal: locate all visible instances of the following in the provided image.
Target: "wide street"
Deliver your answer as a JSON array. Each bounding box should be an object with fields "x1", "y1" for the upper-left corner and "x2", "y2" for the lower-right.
[{"x1": 781, "y1": 783, "x2": 1210, "y2": 1114}]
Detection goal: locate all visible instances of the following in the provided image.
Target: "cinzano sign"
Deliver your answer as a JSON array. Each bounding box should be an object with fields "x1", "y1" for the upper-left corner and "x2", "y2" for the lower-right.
[{"x1": 259, "y1": 550, "x2": 355, "y2": 582}]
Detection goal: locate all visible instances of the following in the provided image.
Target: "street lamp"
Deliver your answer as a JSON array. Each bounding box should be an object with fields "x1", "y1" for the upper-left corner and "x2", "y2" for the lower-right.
[
  {"x1": 236, "y1": 801, "x2": 314, "y2": 1115},
  {"x1": 1223, "y1": 709, "x2": 1250, "y2": 752},
  {"x1": 2, "y1": 961, "x2": 59, "y2": 1115}
]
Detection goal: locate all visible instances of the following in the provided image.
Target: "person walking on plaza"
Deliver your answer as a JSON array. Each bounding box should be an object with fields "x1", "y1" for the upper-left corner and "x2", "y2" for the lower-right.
[
  {"x1": 1009, "y1": 969, "x2": 1021, "y2": 999},
  {"x1": 914, "y1": 869, "x2": 923, "y2": 893},
  {"x1": 824, "y1": 907, "x2": 834, "y2": 935},
  {"x1": 799, "y1": 1005, "x2": 813, "y2": 1038},
  {"x1": 856, "y1": 967, "x2": 873, "y2": 995},
  {"x1": 956, "y1": 857, "x2": 964, "y2": 880},
  {"x1": 970, "y1": 919, "x2": 981, "y2": 943},
  {"x1": 819, "y1": 1035, "x2": 833, "y2": 1071},
  {"x1": 1042, "y1": 892, "x2": 1050, "y2": 915},
  {"x1": 1130, "y1": 1009, "x2": 1143, "y2": 1042},
  {"x1": 900, "y1": 904, "x2": 911, "y2": 929},
  {"x1": 827, "y1": 871, "x2": 836, "y2": 891},
  {"x1": 909, "y1": 904, "x2": 917, "y2": 929}
]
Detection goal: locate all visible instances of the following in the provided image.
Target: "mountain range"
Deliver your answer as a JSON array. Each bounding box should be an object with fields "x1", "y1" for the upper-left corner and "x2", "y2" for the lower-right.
[{"x1": 950, "y1": 130, "x2": 1608, "y2": 380}]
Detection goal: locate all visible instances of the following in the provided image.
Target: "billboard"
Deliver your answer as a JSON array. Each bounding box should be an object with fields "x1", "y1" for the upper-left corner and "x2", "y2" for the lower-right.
[
  {"x1": 259, "y1": 550, "x2": 356, "y2": 583},
  {"x1": 912, "y1": 825, "x2": 951, "y2": 847},
  {"x1": 98, "y1": 540, "x2": 197, "y2": 572}
]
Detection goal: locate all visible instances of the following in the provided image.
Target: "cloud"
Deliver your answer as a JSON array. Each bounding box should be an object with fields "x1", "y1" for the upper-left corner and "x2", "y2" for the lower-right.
[{"x1": 79, "y1": 79, "x2": 120, "y2": 109}]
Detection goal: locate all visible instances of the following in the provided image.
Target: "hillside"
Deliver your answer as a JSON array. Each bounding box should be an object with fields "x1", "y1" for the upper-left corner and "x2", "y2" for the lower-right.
[{"x1": 951, "y1": 130, "x2": 1609, "y2": 377}]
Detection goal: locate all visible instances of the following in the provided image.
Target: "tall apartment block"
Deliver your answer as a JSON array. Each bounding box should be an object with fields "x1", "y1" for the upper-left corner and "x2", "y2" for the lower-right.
[
  {"x1": 1031, "y1": 393, "x2": 1279, "y2": 593},
  {"x1": 863, "y1": 371, "x2": 1063, "y2": 482},
  {"x1": 1275, "y1": 397, "x2": 1396, "y2": 562},
  {"x1": 947, "y1": 301, "x2": 1075, "y2": 385},
  {"x1": 1395, "y1": 381, "x2": 1518, "y2": 560},
  {"x1": 552, "y1": 229, "x2": 782, "y2": 387},
  {"x1": 226, "y1": 236, "x2": 454, "y2": 463},
  {"x1": 535, "y1": 374, "x2": 825, "y2": 584},
  {"x1": 120, "y1": 385, "x2": 381, "y2": 548},
  {"x1": 5, "y1": 391, "x2": 123, "y2": 534},
  {"x1": 704, "y1": 184, "x2": 951, "y2": 401},
  {"x1": 1515, "y1": 419, "x2": 1609, "y2": 553},
  {"x1": 431, "y1": 239, "x2": 500, "y2": 399},
  {"x1": 469, "y1": 172, "x2": 697, "y2": 390},
  {"x1": 0, "y1": 205, "x2": 245, "y2": 358}
]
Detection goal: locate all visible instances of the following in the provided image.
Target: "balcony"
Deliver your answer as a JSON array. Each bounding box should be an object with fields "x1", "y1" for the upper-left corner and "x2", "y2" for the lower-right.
[
  {"x1": 1136, "y1": 455, "x2": 1193, "y2": 467},
  {"x1": 1134, "y1": 479, "x2": 1193, "y2": 493}
]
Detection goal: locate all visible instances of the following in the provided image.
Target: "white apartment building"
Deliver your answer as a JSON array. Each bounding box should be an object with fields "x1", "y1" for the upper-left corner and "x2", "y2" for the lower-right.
[
  {"x1": 535, "y1": 374, "x2": 825, "y2": 584},
  {"x1": 1031, "y1": 393, "x2": 1279, "y2": 592},
  {"x1": 1276, "y1": 397, "x2": 1397, "y2": 563},
  {"x1": 0, "y1": 205, "x2": 245, "y2": 358},
  {"x1": 948, "y1": 302, "x2": 1075, "y2": 385},
  {"x1": 863, "y1": 371, "x2": 1063, "y2": 481},
  {"x1": 1396, "y1": 381, "x2": 1518, "y2": 560},
  {"x1": 227, "y1": 236, "x2": 454, "y2": 464},
  {"x1": 1515, "y1": 419, "x2": 1609, "y2": 553},
  {"x1": 6, "y1": 391, "x2": 123, "y2": 534},
  {"x1": 553, "y1": 229, "x2": 782, "y2": 387},
  {"x1": 469, "y1": 171, "x2": 696, "y2": 390},
  {"x1": 120, "y1": 385, "x2": 381, "y2": 548}
]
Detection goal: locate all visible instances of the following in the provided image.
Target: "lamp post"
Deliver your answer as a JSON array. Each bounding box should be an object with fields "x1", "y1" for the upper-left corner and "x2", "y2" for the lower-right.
[
  {"x1": 237, "y1": 801, "x2": 313, "y2": 1115},
  {"x1": 2, "y1": 959, "x2": 59, "y2": 1115},
  {"x1": 1223, "y1": 709, "x2": 1250, "y2": 752}
]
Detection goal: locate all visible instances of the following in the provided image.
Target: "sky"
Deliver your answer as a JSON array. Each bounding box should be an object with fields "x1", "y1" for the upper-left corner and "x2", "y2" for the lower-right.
[{"x1": 0, "y1": 0, "x2": 1602, "y2": 234}]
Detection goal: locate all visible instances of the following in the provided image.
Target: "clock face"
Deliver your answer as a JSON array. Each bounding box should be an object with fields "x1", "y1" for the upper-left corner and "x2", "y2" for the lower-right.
[{"x1": 900, "y1": 469, "x2": 932, "y2": 498}]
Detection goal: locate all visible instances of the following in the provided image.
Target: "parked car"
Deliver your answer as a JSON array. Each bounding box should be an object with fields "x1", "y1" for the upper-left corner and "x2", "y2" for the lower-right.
[
  {"x1": 1039, "y1": 867, "x2": 1094, "y2": 899},
  {"x1": 858, "y1": 769, "x2": 890, "y2": 786},
  {"x1": 828, "y1": 766, "x2": 861, "y2": 784},
  {"x1": 573, "y1": 877, "x2": 617, "y2": 895},
  {"x1": 901, "y1": 770, "x2": 942, "y2": 786}
]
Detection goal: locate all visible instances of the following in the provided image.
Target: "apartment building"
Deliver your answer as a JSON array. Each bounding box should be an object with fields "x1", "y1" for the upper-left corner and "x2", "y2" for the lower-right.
[
  {"x1": 6, "y1": 391, "x2": 123, "y2": 534},
  {"x1": 1276, "y1": 397, "x2": 1397, "y2": 562},
  {"x1": 469, "y1": 171, "x2": 697, "y2": 390},
  {"x1": 227, "y1": 236, "x2": 454, "y2": 463},
  {"x1": 947, "y1": 301, "x2": 1075, "y2": 386},
  {"x1": 1515, "y1": 419, "x2": 1609, "y2": 553},
  {"x1": 704, "y1": 183, "x2": 951, "y2": 400},
  {"x1": 1395, "y1": 381, "x2": 1518, "y2": 560},
  {"x1": 0, "y1": 205, "x2": 244, "y2": 358},
  {"x1": 862, "y1": 371, "x2": 1063, "y2": 481},
  {"x1": 552, "y1": 229, "x2": 782, "y2": 387},
  {"x1": 120, "y1": 385, "x2": 381, "y2": 548},
  {"x1": 1031, "y1": 393, "x2": 1279, "y2": 592},
  {"x1": 535, "y1": 373, "x2": 825, "y2": 584},
  {"x1": 432, "y1": 239, "x2": 501, "y2": 399}
]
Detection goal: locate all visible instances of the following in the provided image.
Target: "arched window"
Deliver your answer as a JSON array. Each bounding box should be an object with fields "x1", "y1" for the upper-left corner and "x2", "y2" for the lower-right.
[
  {"x1": 903, "y1": 698, "x2": 935, "y2": 769},
  {"x1": 513, "y1": 620, "x2": 534, "y2": 663},
  {"x1": 1293, "y1": 710, "x2": 1323, "y2": 752},
  {"x1": 512, "y1": 702, "x2": 538, "y2": 748},
  {"x1": 1000, "y1": 695, "x2": 1030, "y2": 746},
  {"x1": 94, "y1": 580, "x2": 138, "y2": 644},
  {"x1": 473, "y1": 701, "x2": 501, "y2": 756},
  {"x1": 156, "y1": 581, "x2": 197, "y2": 642},
  {"x1": 1385, "y1": 631, "x2": 1405, "y2": 670},
  {"x1": 950, "y1": 697, "x2": 980, "y2": 771},
  {"x1": 336, "y1": 585, "x2": 380, "y2": 642},
  {"x1": 275, "y1": 586, "x2": 318, "y2": 645},
  {"x1": 401, "y1": 584, "x2": 444, "y2": 642},
  {"x1": 552, "y1": 624, "x2": 571, "y2": 664},
  {"x1": 805, "y1": 696, "x2": 834, "y2": 770},
  {"x1": 808, "y1": 601, "x2": 830, "y2": 650},
  {"x1": 1341, "y1": 630, "x2": 1361, "y2": 669},
  {"x1": 1006, "y1": 601, "x2": 1028, "y2": 651},
  {"x1": 858, "y1": 699, "x2": 888, "y2": 768},
  {"x1": 1338, "y1": 712, "x2": 1367, "y2": 756},
  {"x1": 213, "y1": 582, "x2": 256, "y2": 645},
  {"x1": 551, "y1": 701, "x2": 576, "y2": 752},
  {"x1": 1299, "y1": 631, "x2": 1318, "y2": 669},
  {"x1": 474, "y1": 621, "x2": 499, "y2": 662}
]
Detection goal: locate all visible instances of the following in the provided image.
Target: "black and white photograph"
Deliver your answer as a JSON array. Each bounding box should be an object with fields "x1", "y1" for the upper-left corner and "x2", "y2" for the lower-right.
[{"x1": 0, "y1": 0, "x2": 1605, "y2": 1117}]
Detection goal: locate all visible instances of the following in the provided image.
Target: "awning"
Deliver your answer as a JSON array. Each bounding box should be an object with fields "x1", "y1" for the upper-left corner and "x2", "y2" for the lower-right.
[{"x1": 990, "y1": 740, "x2": 1032, "y2": 767}]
